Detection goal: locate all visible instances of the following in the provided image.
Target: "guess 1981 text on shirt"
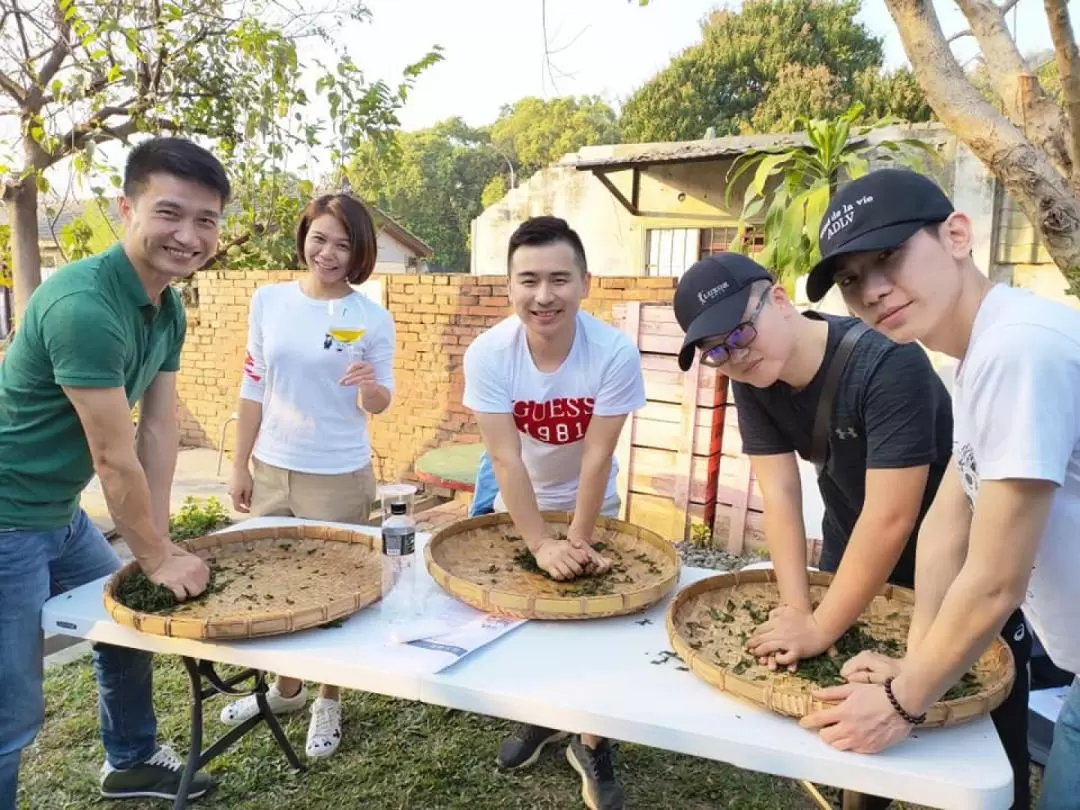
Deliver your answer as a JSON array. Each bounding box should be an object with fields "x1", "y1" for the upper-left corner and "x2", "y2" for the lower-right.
[
  {"x1": 239, "y1": 281, "x2": 395, "y2": 475},
  {"x1": 463, "y1": 311, "x2": 647, "y2": 512},
  {"x1": 952, "y1": 283, "x2": 1080, "y2": 674}
]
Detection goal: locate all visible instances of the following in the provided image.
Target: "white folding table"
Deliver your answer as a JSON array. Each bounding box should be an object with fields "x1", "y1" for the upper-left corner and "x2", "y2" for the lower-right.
[{"x1": 41, "y1": 517, "x2": 1014, "y2": 810}]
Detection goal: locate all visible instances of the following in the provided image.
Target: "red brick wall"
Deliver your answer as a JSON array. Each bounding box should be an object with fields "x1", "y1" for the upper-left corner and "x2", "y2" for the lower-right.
[{"x1": 176, "y1": 271, "x2": 678, "y2": 482}]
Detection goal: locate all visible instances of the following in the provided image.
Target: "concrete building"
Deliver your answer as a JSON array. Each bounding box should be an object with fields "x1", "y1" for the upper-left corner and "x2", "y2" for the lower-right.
[{"x1": 470, "y1": 123, "x2": 1066, "y2": 311}]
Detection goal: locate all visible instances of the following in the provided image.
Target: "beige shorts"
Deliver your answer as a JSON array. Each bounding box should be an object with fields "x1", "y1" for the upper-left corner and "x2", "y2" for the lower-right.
[{"x1": 250, "y1": 457, "x2": 377, "y2": 526}]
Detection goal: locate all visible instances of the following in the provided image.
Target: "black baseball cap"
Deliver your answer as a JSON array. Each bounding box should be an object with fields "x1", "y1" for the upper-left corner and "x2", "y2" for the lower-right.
[
  {"x1": 806, "y1": 168, "x2": 954, "y2": 302},
  {"x1": 674, "y1": 252, "x2": 773, "y2": 371}
]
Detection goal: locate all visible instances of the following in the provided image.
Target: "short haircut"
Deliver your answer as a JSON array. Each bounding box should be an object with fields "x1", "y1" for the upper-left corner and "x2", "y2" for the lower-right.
[
  {"x1": 507, "y1": 215, "x2": 588, "y2": 275},
  {"x1": 123, "y1": 137, "x2": 231, "y2": 204},
  {"x1": 295, "y1": 194, "x2": 379, "y2": 285}
]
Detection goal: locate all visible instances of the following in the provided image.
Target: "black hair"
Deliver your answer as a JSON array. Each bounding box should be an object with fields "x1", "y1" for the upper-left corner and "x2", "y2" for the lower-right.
[
  {"x1": 296, "y1": 194, "x2": 378, "y2": 285},
  {"x1": 123, "y1": 136, "x2": 231, "y2": 204},
  {"x1": 506, "y1": 216, "x2": 587, "y2": 275}
]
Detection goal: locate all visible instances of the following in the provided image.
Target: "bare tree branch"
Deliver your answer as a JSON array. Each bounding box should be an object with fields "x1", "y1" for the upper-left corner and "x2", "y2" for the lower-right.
[
  {"x1": 33, "y1": 7, "x2": 73, "y2": 102},
  {"x1": 954, "y1": 0, "x2": 1072, "y2": 176},
  {"x1": 0, "y1": 70, "x2": 25, "y2": 101},
  {"x1": 10, "y1": 0, "x2": 33, "y2": 67},
  {"x1": 946, "y1": 0, "x2": 1020, "y2": 42},
  {"x1": 1044, "y1": 0, "x2": 1080, "y2": 189}
]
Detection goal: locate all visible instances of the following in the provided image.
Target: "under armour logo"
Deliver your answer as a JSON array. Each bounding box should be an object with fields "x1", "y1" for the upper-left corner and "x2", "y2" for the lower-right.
[{"x1": 835, "y1": 426, "x2": 858, "y2": 439}]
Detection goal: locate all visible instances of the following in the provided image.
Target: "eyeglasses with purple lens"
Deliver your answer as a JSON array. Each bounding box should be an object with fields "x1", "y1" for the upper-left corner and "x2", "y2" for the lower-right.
[{"x1": 699, "y1": 292, "x2": 769, "y2": 367}]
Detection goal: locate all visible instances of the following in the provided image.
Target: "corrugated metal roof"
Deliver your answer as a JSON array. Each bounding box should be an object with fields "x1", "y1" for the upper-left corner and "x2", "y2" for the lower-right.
[{"x1": 566, "y1": 122, "x2": 951, "y2": 171}]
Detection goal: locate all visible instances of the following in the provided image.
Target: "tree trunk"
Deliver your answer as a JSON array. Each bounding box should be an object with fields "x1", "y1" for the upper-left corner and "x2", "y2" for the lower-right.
[
  {"x1": 5, "y1": 180, "x2": 41, "y2": 327},
  {"x1": 885, "y1": 0, "x2": 1080, "y2": 297}
]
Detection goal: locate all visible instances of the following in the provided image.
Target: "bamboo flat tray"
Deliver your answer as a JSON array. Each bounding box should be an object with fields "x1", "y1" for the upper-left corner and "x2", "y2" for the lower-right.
[
  {"x1": 104, "y1": 525, "x2": 382, "y2": 640},
  {"x1": 666, "y1": 569, "x2": 1015, "y2": 727},
  {"x1": 424, "y1": 512, "x2": 680, "y2": 620}
]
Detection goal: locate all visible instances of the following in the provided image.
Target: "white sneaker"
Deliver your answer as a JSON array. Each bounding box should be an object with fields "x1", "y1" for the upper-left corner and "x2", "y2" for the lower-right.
[
  {"x1": 219, "y1": 682, "x2": 308, "y2": 727},
  {"x1": 305, "y1": 697, "x2": 342, "y2": 758}
]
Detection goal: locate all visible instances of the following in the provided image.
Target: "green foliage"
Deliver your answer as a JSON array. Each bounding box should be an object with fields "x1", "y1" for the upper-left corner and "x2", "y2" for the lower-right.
[
  {"x1": 347, "y1": 95, "x2": 617, "y2": 272},
  {"x1": 689, "y1": 520, "x2": 714, "y2": 547},
  {"x1": 489, "y1": 95, "x2": 619, "y2": 178},
  {"x1": 619, "y1": 0, "x2": 932, "y2": 142},
  {"x1": 348, "y1": 118, "x2": 505, "y2": 272},
  {"x1": 726, "y1": 103, "x2": 940, "y2": 286},
  {"x1": 168, "y1": 496, "x2": 231, "y2": 542},
  {"x1": 0, "y1": 0, "x2": 441, "y2": 305}
]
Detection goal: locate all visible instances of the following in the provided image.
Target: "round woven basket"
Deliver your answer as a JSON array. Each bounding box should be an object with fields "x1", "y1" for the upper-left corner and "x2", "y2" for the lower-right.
[
  {"x1": 665, "y1": 569, "x2": 1015, "y2": 727},
  {"x1": 104, "y1": 525, "x2": 382, "y2": 640},
  {"x1": 424, "y1": 511, "x2": 680, "y2": 620}
]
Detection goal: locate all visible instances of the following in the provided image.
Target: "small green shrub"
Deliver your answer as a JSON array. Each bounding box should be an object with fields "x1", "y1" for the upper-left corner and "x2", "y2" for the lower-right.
[{"x1": 168, "y1": 496, "x2": 231, "y2": 541}]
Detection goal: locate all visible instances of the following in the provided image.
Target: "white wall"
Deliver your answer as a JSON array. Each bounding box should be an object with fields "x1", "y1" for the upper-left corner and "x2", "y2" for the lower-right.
[{"x1": 471, "y1": 165, "x2": 640, "y2": 276}]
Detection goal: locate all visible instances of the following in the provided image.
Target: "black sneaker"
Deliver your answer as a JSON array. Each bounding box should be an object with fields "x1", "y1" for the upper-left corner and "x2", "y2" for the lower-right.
[
  {"x1": 496, "y1": 724, "x2": 569, "y2": 770},
  {"x1": 565, "y1": 737, "x2": 624, "y2": 810},
  {"x1": 100, "y1": 745, "x2": 214, "y2": 801}
]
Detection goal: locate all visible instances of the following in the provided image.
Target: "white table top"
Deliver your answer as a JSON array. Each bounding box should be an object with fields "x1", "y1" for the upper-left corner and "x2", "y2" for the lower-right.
[{"x1": 42, "y1": 517, "x2": 1013, "y2": 810}]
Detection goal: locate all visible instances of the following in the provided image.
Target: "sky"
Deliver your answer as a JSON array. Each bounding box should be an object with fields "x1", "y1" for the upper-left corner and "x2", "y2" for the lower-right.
[
  {"x1": 8, "y1": 0, "x2": 1062, "y2": 201},
  {"x1": 313, "y1": 0, "x2": 1059, "y2": 133}
]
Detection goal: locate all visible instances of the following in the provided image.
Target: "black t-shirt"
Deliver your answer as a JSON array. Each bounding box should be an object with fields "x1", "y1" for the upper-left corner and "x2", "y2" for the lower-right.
[{"x1": 732, "y1": 313, "x2": 953, "y2": 588}]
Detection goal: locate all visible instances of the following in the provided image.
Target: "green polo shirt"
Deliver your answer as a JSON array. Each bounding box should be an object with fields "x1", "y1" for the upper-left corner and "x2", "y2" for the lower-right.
[{"x1": 0, "y1": 243, "x2": 186, "y2": 530}]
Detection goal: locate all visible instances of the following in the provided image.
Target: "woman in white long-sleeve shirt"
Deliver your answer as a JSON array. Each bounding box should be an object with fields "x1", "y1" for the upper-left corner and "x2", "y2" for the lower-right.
[{"x1": 222, "y1": 193, "x2": 395, "y2": 758}]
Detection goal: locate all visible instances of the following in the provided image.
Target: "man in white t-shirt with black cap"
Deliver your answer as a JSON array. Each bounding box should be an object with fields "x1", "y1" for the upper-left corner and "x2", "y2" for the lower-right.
[{"x1": 798, "y1": 167, "x2": 1079, "y2": 810}]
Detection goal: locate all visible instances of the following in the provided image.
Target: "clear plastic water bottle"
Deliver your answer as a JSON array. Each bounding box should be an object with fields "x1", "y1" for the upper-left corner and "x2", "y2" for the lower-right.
[{"x1": 380, "y1": 501, "x2": 417, "y2": 625}]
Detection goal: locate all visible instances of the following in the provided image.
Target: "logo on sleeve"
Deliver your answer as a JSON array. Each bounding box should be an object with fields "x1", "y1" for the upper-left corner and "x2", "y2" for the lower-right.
[
  {"x1": 242, "y1": 351, "x2": 262, "y2": 383},
  {"x1": 513, "y1": 397, "x2": 594, "y2": 445}
]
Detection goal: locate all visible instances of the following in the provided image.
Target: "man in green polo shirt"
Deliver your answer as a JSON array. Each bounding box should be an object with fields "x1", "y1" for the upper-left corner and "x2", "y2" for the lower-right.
[{"x1": 0, "y1": 136, "x2": 229, "y2": 806}]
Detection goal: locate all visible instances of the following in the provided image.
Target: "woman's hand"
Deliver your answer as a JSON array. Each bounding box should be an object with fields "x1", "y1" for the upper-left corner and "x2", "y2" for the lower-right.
[{"x1": 229, "y1": 466, "x2": 253, "y2": 513}]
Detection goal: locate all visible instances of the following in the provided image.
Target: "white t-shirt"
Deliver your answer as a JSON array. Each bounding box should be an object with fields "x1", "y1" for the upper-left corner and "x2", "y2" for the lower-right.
[
  {"x1": 952, "y1": 283, "x2": 1080, "y2": 674},
  {"x1": 239, "y1": 281, "x2": 395, "y2": 475},
  {"x1": 463, "y1": 311, "x2": 647, "y2": 511}
]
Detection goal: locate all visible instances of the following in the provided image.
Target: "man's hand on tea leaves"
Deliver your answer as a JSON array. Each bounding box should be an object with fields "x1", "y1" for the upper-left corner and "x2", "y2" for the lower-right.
[
  {"x1": 535, "y1": 537, "x2": 592, "y2": 580},
  {"x1": 565, "y1": 530, "x2": 613, "y2": 575},
  {"x1": 841, "y1": 650, "x2": 904, "y2": 685},
  {"x1": 747, "y1": 604, "x2": 832, "y2": 668},
  {"x1": 799, "y1": 682, "x2": 913, "y2": 754},
  {"x1": 143, "y1": 546, "x2": 210, "y2": 601}
]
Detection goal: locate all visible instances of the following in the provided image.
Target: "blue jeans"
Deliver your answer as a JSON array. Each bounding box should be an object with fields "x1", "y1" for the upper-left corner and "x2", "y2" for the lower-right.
[
  {"x1": 0, "y1": 510, "x2": 157, "y2": 809},
  {"x1": 468, "y1": 451, "x2": 622, "y2": 518},
  {"x1": 1038, "y1": 675, "x2": 1080, "y2": 810},
  {"x1": 469, "y1": 451, "x2": 497, "y2": 517}
]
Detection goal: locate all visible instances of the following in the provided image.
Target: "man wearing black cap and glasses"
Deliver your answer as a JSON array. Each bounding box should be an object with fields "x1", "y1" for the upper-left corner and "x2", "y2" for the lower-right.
[{"x1": 672, "y1": 250, "x2": 1031, "y2": 809}]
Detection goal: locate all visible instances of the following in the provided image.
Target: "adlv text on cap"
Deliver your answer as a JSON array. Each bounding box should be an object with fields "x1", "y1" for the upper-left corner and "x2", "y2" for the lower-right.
[{"x1": 806, "y1": 168, "x2": 954, "y2": 302}]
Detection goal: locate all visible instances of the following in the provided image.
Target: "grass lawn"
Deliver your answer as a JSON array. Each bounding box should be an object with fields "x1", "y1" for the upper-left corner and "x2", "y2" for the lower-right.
[
  {"x1": 19, "y1": 654, "x2": 1041, "y2": 809},
  {"x1": 19, "y1": 654, "x2": 825, "y2": 810}
]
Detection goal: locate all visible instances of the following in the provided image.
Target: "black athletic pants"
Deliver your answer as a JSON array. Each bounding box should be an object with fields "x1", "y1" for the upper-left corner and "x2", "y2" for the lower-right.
[{"x1": 855, "y1": 608, "x2": 1031, "y2": 810}]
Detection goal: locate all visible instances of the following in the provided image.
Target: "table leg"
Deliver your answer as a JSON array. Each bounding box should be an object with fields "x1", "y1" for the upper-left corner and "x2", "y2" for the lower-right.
[
  {"x1": 171, "y1": 657, "x2": 305, "y2": 810},
  {"x1": 797, "y1": 781, "x2": 883, "y2": 810},
  {"x1": 840, "y1": 789, "x2": 875, "y2": 810}
]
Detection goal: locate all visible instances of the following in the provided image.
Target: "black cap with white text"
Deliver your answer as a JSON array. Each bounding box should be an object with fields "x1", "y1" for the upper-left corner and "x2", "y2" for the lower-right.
[
  {"x1": 806, "y1": 168, "x2": 954, "y2": 302},
  {"x1": 673, "y1": 253, "x2": 773, "y2": 371}
]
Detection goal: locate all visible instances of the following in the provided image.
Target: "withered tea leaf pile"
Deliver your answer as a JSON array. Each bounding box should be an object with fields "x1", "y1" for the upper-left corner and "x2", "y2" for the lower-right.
[
  {"x1": 677, "y1": 583, "x2": 984, "y2": 701},
  {"x1": 113, "y1": 537, "x2": 381, "y2": 619}
]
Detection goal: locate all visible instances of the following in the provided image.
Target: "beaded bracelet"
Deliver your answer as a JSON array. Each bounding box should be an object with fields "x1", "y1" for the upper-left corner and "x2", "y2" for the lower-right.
[{"x1": 883, "y1": 676, "x2": 927, "y2": 726}]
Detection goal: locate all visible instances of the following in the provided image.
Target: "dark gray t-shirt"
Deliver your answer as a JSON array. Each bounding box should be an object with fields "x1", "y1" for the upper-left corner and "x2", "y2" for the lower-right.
[{"x1": 732, "y1": 313, "x2": 953, "y2": 588}]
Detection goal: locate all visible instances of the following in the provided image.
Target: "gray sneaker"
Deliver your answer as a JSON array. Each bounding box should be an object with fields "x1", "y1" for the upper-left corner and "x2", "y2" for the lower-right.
[{"x1": 100, "y1": 745, "x2": 213, "y2": 801}]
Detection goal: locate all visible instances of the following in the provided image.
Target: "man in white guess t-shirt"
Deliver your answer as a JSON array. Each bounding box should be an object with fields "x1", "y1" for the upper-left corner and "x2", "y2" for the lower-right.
[
  {"x1": 463, "y1": 216, "x2": 645, "y2": 810},
  {"x1": 796, "y1": 168, "x2": 1079, "y2": 810}
]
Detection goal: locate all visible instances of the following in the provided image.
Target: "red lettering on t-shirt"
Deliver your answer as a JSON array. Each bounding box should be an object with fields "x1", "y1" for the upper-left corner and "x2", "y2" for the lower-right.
[
  {"x1": 512, "y1": 397, "x2": 594, "y2": 445},
  {"x1": 243, "y1": 351, "x2": 262, "y2": 382}
]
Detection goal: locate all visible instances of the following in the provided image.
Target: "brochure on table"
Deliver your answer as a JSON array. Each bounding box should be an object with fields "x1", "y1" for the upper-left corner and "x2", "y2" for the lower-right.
[{"x1": 374, "y1": 575, "x2": 526, "y2": 674}]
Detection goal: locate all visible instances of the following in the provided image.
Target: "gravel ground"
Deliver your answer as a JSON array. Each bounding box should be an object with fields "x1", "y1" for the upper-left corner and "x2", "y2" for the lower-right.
[{"x1": 675, "y1": 541, "x2": 769, "y2": 571}]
